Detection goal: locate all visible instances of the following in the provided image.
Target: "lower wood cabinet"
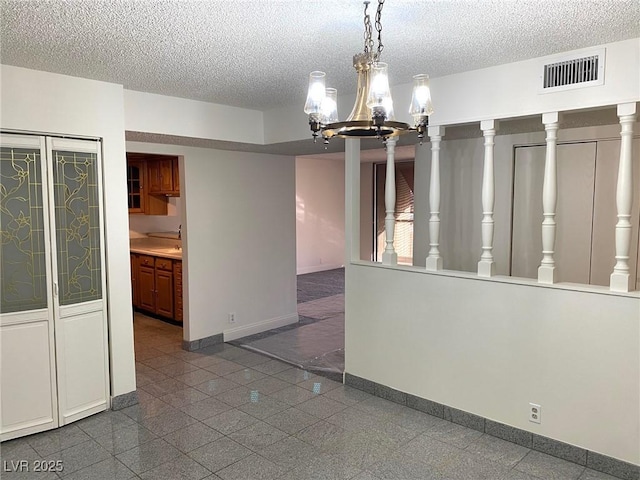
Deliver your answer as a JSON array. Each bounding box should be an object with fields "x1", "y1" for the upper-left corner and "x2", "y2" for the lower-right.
[
  {"x1": 131, "y1": 253, "x2": 182, "y2": 322},
  {"x1": 130, "y1": 253, "x2": 140, "y2": 307},
  {"x1": 138, "y1": 264, "x2": 156, "y2": 312},
  {"x1": 174, "y1": 261, "x2": 183, "y2": 322},
  {"x1": 155, "y1": 259, "x2": 174, "y2": 318}
]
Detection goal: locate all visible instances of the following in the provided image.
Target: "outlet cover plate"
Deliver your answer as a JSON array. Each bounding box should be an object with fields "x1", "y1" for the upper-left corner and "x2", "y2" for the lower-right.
[{"x1": 529, "y1": 403, "x2": 541, "y2": 424}]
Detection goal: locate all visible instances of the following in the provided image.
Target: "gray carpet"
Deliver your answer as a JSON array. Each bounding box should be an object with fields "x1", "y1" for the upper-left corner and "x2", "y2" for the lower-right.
[{"x1": 296, "y1": 268, "x2": 345, "y2": 303}]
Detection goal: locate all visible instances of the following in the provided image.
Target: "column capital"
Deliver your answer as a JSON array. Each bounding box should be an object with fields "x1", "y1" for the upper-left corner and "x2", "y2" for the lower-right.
[
  {"x1": 428, "y1": 125, "x2": 445, "y2": 138},
  {"x1": 617, "y1": 102, "x2": 637, "y2": 117},
  {"x1": 542, "y1": 112, "x2": 559, "y2": 125},
  {"x1": 480, "y1": 119, "x2": 499, "y2": 132}
]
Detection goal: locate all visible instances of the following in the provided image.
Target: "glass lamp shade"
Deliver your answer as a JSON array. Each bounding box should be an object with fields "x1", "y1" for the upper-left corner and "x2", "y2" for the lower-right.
[
  {"x1": 409, "y1": 74, "x2": 434, "y2": 120},
  {"x1": 304, "y1": 71, "x2": 327, "y2": 115},
  {"x1": 366, "y1": 62, "x2": 393, "y2": 119},
  {"x1": 321, "y1": 88, "x2": 339, "y2": 123}
]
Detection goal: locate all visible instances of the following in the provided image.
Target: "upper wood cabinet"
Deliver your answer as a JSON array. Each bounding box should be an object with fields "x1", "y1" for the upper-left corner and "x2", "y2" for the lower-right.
[
  {"x1": 127, "y1": 152, "x2": 180, "y2": 214},
  {"x1": 148, "y1": 157, "x2": 180, "y2": 196},
  {"x1": 126, "y1": 160, "x2": 145, "y2": 213}
]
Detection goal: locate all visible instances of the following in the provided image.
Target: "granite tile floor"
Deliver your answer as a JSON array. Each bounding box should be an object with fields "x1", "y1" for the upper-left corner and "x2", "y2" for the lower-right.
[
  {"x1": 0, "y1": 314, "x2": 621, "y2": 480},
  {"x1": 232, "y1": 269, "x2": 346, "y2": 375}
]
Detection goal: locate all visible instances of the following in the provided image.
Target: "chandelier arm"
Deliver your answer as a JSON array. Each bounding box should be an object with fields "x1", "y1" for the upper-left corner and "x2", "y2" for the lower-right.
[{"x1": 375, "y1": 0, "x2": 384, "y2": 58}]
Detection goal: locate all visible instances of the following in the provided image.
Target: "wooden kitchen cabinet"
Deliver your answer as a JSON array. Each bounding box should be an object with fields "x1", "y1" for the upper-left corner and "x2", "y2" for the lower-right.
[
  {"x1": 138, "y1": 256, "x2": 156, "y2": 312},
  {"x1": 146, "y1": 159, "x2": 161, "y2": 193},
  {"x1": 155, "y1": 258, "x2": 174, "y2": 318},
  {"x1": 131, "y1": 253, "x2": 182, "y2": 322},
  {"x1": 126, "y1": 154, "x2": 168, "y2": 215},
  {"x1": 172, "y1": 161, "x2": 180, "y2": 193},
  {"x1": 174, "y1": 261, "x2": 183, "y2": 322},
  {"x1": 130, "y1": 254, "x2": 140, "y2": 308},
  {"x1": 126, "y1": 160, "x2": 145, "y2": 213},
  {"x1": 148, "y1": 157, "x2": 180, "y2": 196}
]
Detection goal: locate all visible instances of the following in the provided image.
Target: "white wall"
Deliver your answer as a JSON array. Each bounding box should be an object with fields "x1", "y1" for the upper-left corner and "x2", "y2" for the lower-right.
[
  {"x1": 345, "y1": 263, "x2": 640, "y2": 464},
  {"x1": 126, "y1": 142, "x2": 298, "y2": 343},
  {"x1": 124, "y1": 90, "x2": 264, "y2": 144},
  {"x1": 427, "y1": 39, "x2": 640, "y2": 127},
  {"x1": 295, "y1": 156, "x2": 345, "y2": 274},
  {"x1": 0, "y1": 65, "x2": 135, "y2": 398},
  {"x1": 128, "y1": 197, "x2": 182, "y2": 236}
]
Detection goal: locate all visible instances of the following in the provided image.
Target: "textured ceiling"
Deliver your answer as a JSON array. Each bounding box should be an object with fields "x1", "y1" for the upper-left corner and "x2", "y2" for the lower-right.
[{"x1": 2, "y1": 0, "x2": 639, "y2": 112}]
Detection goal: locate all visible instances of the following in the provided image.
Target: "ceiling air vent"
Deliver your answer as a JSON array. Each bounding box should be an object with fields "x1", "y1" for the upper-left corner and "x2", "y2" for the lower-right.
[{"x1": 540, "y1": 48, "x2": 605, "y2": 93}]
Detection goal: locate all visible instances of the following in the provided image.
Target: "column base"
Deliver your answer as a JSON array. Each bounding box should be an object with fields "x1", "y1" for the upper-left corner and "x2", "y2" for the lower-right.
[
  {"x1": 537, "y1": 265, "x2": 556, "y2": 284},
  {"x1": 425, "y1": 256, "x2": 442, "y2": 271},
  {"x1": 381, "y1": 251, "x2": 397, "y2": 266},
  {"x1": 610, "y1": 272, "x2": 632, "y2": 292},
  {"x1": 477, "y1": 260, "x2": 495, "y2": 277}
]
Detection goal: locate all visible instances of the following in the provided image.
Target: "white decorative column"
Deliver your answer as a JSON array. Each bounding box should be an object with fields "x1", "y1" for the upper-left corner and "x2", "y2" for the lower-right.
[
  {"x1": 610, "y1": 103, "x2": 637, "y2": 292},
  {"x1": 426, "y1": 126, "x2": 445, "y2": 271},
  {"x1": 538, "y1": 112, "x2": 559, "y2": 284},
  {"x1": 381, "y1": 137, "x2": 398, "y2": 265},
  {"x1": 478, "y1": 119, "x2": 498, "y2": 277}
]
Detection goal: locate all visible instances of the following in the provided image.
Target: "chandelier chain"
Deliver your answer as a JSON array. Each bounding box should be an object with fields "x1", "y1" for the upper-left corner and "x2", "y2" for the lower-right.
[
  {"x1": 375, "y1": 0, "x2": 384, "y2": 58},
  {"x1": 363, "y1": 1, "x2": 373, "y2": 55}
]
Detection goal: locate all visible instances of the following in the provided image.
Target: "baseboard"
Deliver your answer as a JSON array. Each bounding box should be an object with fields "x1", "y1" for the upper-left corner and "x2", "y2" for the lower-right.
[
  {"x1": 223, "y1": 313, "x2": 299, "y2": 342},
  {"x1": 182, "y1": 333, "x2": 224, "y2": 351},
  {"x1": 344, "y1": 373, "x2": 639, "y2": 480},
  {"x1": 297, "y1": 264, "x2": 344, "y2": 275},
  {"x1": 111, "y1": 390, "x2": 138, "y2": 410}
]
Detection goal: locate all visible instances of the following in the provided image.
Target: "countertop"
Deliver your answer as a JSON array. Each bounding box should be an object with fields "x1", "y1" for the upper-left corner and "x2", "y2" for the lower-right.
[
  {"x1": 130, "y1": 234, "x2": 182, "y2": 260},
  {"x1": 130, "y1": 245, "x2": 182, "y2": 260}
]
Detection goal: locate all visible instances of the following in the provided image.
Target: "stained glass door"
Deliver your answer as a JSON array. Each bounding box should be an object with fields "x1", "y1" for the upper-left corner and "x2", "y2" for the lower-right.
[
  {"x1": 0, "y1": 134, "x2": 58, "y2": 440},
  {"x1": 46, "y1": 137, "x2": 109, "y2": 425},
  {"x1": 0, "y1": 134, "x2": 109, "y2": 440}
]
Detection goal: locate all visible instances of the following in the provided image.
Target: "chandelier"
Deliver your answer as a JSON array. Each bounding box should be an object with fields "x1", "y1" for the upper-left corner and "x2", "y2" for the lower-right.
[{"x1": 304, "y1": 0, "x2": 434, "y2": 144}]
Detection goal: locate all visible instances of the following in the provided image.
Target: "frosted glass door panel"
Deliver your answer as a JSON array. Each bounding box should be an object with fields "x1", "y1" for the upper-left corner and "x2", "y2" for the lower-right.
[
  {"x1": 51, "y1": 150, "x2": 102, "y2": 305},
  {"x1": 512, "y1": 142, "x2": 597, "y2": 283},
  {"x1": 0, "y1": 145, "x2": 48, "y2": 313},
  {"x1": 589, "y1": 138, "x2": 640, "y2": 287}
]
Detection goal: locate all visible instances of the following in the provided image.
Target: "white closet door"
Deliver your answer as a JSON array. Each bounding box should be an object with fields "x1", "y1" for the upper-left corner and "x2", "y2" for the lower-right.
[
  {"x1": 512, "y1": 142, "x2": 597, "y2": 283},
  {"x1": 46, "y1": 138, "x2": 109, "y2": 425},
  {"x1": 0, "y1": 134, "x2": 58, "y2": 441}
]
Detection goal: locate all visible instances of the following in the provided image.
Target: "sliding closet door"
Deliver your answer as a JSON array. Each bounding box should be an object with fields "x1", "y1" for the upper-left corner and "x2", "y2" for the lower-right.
[
  {"x1": 47, "y1": 138, "x2": 109, "y2": 425},
  {"x1": 0, "y1": 134, "x2": 58, "y2": 441}
]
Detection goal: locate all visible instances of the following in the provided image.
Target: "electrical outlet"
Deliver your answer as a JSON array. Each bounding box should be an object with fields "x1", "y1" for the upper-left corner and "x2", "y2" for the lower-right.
[
  {"x1": 529, "y1": 403, "x2": 541, "y2": 424},
  {"x1": 228, "y1": 312, "x2": 236, "y2": 324}
]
